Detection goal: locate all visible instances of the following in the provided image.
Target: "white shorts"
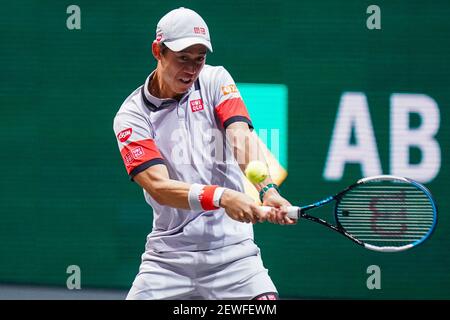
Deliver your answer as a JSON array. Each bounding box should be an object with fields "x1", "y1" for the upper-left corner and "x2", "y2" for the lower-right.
[{"x1": 126, "y1": 239, "x2": 277, "y2": 300}]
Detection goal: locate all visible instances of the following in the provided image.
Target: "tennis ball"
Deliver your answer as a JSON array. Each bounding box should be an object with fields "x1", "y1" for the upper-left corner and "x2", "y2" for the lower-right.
[{"x1": 245, "y1": 160, "x2": 268, "y2": 184}]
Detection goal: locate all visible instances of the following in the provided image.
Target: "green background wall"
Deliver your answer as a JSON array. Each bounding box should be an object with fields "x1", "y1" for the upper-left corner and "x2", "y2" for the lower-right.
[{"x1": 1, "y1": 0, "x2": 449, "y2": 299}]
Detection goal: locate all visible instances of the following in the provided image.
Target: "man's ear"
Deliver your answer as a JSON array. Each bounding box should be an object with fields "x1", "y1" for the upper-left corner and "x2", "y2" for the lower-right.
[{"x1": 152, "y1": 41, "x2": 161, "y2": 60}]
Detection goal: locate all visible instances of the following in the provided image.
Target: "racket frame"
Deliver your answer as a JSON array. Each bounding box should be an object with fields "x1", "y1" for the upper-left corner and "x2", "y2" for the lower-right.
[{"x1": 293, "y1": 175, "x2": 438, "y2": 252}]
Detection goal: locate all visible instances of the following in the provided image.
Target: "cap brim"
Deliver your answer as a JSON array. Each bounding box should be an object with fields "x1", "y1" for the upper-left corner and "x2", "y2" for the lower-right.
[{"x1": 164, "y1": 37, "x2": 213, "y2": 52}]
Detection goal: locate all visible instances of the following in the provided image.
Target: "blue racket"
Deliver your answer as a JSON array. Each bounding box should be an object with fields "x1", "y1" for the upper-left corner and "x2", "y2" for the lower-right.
[{"x1": 262, "y1": 175, "x2": 437, "y2": 252}]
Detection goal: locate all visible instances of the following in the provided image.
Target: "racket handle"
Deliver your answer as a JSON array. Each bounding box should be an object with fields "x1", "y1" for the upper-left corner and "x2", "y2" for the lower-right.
[{"x1": 260, "y1": 206, "x2": 301, "y2": 219}]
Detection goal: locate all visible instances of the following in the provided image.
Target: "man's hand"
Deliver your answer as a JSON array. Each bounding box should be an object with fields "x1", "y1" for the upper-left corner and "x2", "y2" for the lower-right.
[
  {"x1": 263, "y1": 188, "x2": 297, "y2": 225},
  {"x1": 220, "y1": 189, "x2": 273, "y2": 224}
]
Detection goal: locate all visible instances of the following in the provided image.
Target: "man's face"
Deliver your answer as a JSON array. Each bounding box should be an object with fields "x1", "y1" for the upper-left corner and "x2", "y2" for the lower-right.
[{"x1": 158, "y1": 44, "x2": 207, "y2": 96}]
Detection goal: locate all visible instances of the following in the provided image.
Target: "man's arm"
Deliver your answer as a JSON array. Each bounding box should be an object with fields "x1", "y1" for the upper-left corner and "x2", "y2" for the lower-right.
[
  {"x1": 225, "y1": 122, "x2": 278, "y2": 194},
  {"x1": 133, "y1": 164, "x2": 191, "y2": 209},
  {"x1": 225, "y1": 122, "x2": 296, "y2": 224},
  {"x1": 133, "y1": 164, "x2": 268, "y2": 224}
]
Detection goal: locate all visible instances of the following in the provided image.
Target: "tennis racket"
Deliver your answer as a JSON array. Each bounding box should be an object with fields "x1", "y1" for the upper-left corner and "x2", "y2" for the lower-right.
[{"x1": 262, "y1": 175, "x2": 437, "y2": 252}]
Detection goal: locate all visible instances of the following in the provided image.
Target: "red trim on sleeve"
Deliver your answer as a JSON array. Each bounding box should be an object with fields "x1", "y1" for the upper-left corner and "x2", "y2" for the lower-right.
[
  {"x1": 200, "y1": 185, "x2": 219, "y2": 210},
  {"x1": 120, "y1": 139, "x2": 163, "y2": 174},
  {"x1": 215, "y1": 98, "x2": 251, "y2": 127}
]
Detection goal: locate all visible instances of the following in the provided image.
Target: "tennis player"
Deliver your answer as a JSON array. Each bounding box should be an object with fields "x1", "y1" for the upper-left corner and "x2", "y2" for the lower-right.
[{"x1": 113, "y1": 7, "x2": 295, "y2": 300}]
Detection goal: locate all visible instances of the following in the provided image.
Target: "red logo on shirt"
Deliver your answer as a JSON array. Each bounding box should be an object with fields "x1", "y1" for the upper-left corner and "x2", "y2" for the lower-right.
[
  {"x1": 132, "y1": 146, "x2": 144, "y2": 158},
  {"x1": 124, "y1": 146, "x2": 144, "y2": 165},
  {"x1": 124, "y1": 152, "x2": 134, "y2": 165},
  {"x1": 190, "y1": 99, "x2": 204, "y2": 112},
  {"x1": 117, "y1": 128, "x2": 132, "y2": 142}
]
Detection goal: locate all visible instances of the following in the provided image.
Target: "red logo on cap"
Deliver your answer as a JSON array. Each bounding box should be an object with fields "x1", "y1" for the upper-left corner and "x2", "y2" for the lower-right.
[
  {"x1": 156, "y1": 33, "x2": 163, "y2": 42},
  {"x1": 194, "y1": 27, "x2": 206, "y2": 35},
  {"x1": 117, "y1": 128, "x2": 132, "y2": 142},
  {"x1": 256, "y1": 294, "x2": 277, "y2": 300},
  {"x1": 190, "y1": 99, "x2": 204, "y2": 112}
]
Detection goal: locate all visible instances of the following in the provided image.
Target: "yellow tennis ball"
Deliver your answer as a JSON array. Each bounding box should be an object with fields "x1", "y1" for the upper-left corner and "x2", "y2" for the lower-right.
[{"x1": 245, "y1": 160, "x2": 268, "y2": 184}]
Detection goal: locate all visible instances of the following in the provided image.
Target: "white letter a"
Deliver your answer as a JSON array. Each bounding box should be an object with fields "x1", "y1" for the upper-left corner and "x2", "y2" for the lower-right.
[
  {"x1": 66, "y1": 5, "x2": 81, "y2": 30},
  {"x1": 366, "y1": 5, "x2": 381, "y2": 29},
  {"x1": 323, "y1": 92, "x2": 382, "y2": 180}
]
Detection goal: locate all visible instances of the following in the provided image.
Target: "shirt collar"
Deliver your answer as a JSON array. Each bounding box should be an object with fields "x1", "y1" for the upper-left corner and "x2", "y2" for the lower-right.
[{"x1": 141, "y1": 70, "x2": 200, "y2": 112}]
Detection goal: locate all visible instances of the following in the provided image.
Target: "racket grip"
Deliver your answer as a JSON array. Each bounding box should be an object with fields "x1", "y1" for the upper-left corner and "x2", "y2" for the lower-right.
[{"x1": 260, "y1": 206, "x2": 301, "y2": 219}]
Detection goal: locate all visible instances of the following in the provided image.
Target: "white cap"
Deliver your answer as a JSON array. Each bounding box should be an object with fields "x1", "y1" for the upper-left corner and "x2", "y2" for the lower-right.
[{"x1": 155, "y1": 7, "x2": 213, "y2": 52}]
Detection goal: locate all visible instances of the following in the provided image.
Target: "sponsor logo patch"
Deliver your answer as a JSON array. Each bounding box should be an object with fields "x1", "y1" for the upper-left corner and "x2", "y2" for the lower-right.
[
  {"x1": 190, "y1": 99, "x2": 204, "y2": 112},
  {"x1": 221, "y1": 84, "x2": 238, "y2": 95},
  {"x1": 132, "y1": 146, "x2": 144, "y2": 159},
  {"x1": 124, "y1": 146, "x2": 144, "y2": 165},
  {"x1": 124, "y1": 152, "x2": 134, "y2": 165},
  {"x1": 117, "y1": 128, "x2": 132, "y2": 142}
]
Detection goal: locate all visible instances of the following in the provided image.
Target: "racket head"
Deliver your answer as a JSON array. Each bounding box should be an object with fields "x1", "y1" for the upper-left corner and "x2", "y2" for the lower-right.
[{"x1": 334, "y1": 175, "x2": 437, "y2": 252}]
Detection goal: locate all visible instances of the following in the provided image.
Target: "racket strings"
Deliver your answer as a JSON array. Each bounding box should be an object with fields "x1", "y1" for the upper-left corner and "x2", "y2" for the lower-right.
[{"x1": 336, "y1": 182, "x2": 435, "y2": 247}]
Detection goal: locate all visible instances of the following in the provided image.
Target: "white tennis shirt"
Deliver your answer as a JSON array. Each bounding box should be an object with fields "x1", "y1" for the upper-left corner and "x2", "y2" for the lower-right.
[{"x1": 113, "y1": 65, "x2": 255, "y2": 252}]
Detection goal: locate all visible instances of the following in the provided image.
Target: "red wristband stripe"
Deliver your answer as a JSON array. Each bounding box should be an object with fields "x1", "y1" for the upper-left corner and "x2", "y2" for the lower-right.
[{"x1": 200, "y1": 185, "x2": 219, "y2": 210}]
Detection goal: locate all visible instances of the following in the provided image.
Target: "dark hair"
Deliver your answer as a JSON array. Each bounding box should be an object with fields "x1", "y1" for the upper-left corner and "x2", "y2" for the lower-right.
[{"x1": 159, "y1": 43, "x2": 168, "y2": 55}]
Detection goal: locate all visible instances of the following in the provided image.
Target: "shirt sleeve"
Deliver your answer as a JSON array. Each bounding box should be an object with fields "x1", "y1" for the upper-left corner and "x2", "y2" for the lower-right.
[
  {"x1": 113, "y1": 111, "x2": 165, "y2": 180},
  {"x1": 213, "y1": 67, "x2": 253, "y2": 130}
]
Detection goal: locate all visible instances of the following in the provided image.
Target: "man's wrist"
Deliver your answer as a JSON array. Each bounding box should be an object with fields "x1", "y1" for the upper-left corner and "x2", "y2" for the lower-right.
[
  {"x1": 264, "y1": 187, "x2": 279, "y2": 197},
  {"x1": 259, "y1": 183, "x2": 280, "y2": 202},
  {"x1": 218, "y1": 189, "x2": 232, "y2": 208},
  {"x1": 213, "y1": 187, "x2": 226, "y2": 208},
  {"x1": 255, "y1": 177, "x2": 273, "y2": 191},
  {"x1": 188, "y1": 184, "x2": 223, "y2": 211}
]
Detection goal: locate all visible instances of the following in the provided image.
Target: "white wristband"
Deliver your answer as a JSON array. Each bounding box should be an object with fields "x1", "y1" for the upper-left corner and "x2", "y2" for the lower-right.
[
  {"x1": 213, "y1": 187, "x2": 226, "y2": 208},
  {"x1": 188, "y1": 183, "x2": 205, "y2": 211}
]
